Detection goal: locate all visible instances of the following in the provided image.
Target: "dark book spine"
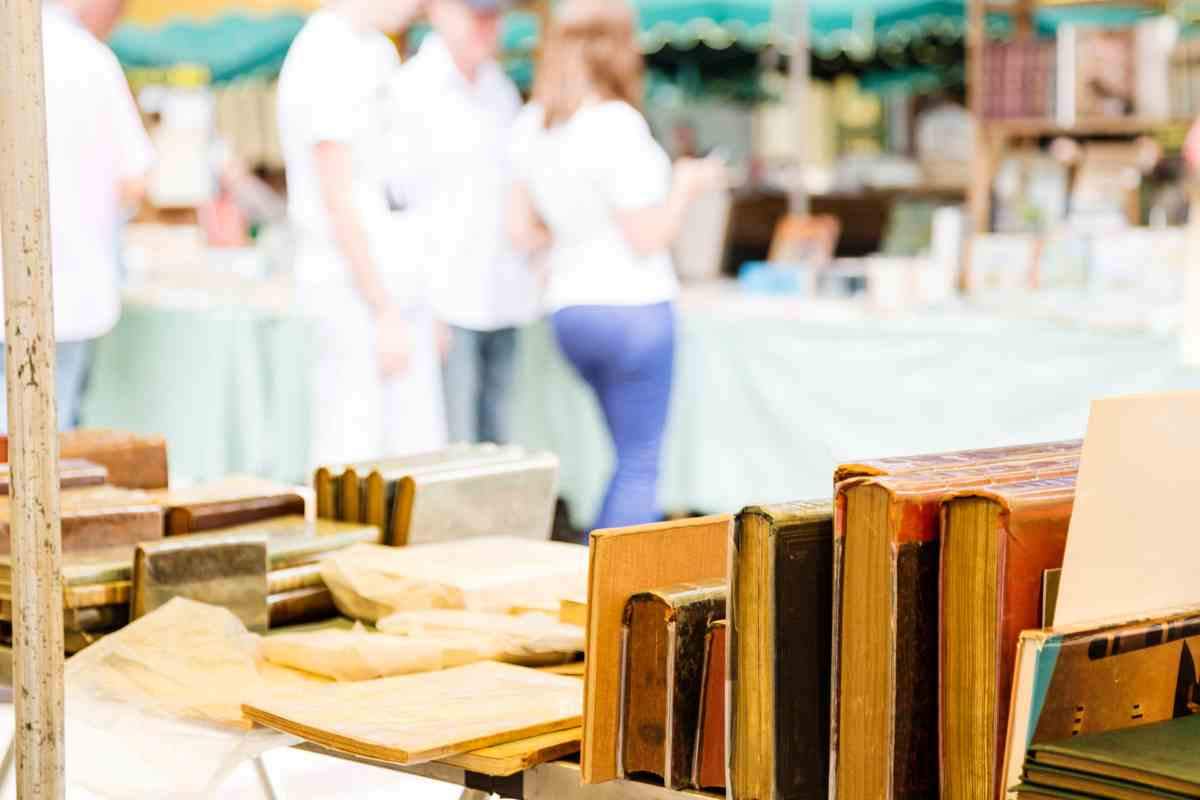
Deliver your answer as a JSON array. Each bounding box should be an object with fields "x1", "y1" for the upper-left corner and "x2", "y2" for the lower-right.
[
  {"x1": 775, "y1": 524, "x2": 834, "y2": 799},
  {"x1": 670, "y1": 596, "x2": 726, "y2": 788},
  {"x1": 891, "y1": 540, "x2": 940, "y2": 800}
]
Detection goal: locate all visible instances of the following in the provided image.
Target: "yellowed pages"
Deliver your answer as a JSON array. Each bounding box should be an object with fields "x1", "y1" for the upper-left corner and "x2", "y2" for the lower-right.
[{"x1": 1056, "y1": 391, "x2": 1200, "y2": 625}]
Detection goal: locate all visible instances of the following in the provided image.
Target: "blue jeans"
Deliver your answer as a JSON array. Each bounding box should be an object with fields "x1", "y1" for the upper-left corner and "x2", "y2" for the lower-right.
[
  {"x1": 0, "y1": 339, "x2": 95, "y2": 433},
  {"x1": 552, "y1": 302, "x2": 675, "y2": 531},
  {"x1": 443, "y1": 326, "x2": 518, "y2": 444}
]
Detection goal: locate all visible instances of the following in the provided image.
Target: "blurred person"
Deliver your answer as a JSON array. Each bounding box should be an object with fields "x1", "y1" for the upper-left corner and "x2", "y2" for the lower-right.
[
  {"x1": 508, "y1": 0, "x2": 724, "y2": 530},
  {"x1": 278, "y1": 0, "x2": 447, "y2": 466},
  {"x1": 386, "y1": 0, "x2": 538, "y2": 445},
  {"x1": 0, "y1": 0, "x2": 154, "y2": 432}
]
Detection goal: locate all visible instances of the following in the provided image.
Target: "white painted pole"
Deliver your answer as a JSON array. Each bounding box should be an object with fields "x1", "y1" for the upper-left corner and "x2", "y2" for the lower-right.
[{"x1": 0, "y1": 0, "x2": 67, "y2": 795}]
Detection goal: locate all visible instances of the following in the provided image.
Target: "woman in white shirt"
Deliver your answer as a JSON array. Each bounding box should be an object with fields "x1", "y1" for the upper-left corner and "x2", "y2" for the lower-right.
[{"x1": 509, "y1": 0, "x2": 723, "y2": 529}]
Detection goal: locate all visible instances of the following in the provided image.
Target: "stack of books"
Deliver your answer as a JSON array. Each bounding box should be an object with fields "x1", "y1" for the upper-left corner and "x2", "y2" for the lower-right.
[{"x1": 984, "y1": 39, "x2": 1056, "y2": 120}]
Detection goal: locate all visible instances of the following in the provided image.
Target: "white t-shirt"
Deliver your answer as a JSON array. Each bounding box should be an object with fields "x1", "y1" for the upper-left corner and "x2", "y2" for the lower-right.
[
  {"x1": 510, "y1": 100, "x2": 679, "y2": 312},
  {"x1": 277, "y1": 10, "x2": 404, "y2": 305},
  {"x1": 1, "y1": 5, "x2": 154, "y2": 342},
  {"x1": 386, "y1": 35, "x2": 537, "y2": 330}
]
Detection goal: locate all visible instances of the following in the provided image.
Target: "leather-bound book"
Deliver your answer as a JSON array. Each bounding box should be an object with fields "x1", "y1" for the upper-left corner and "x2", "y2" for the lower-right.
[
  {"x1": 0, "y1": 486, "x2": 163, "y2": 556},
  {"x1": 940, "y1": 476, "x2": 1075, "y2": 800},
  {"x1": 59, "y1": 429, "x2": 169, "y2": 489},
  {"x1": 268, "y1": 586, "x2": 337, "y2": 627},
  {"x1": 620, "y1": 580, "x2": 725, "y2": 789},
  {"x1": 729, "y1": 501, "x2": 833, "y2": 800},
  {"x1": 0, "y1": 459, "x2": 106, "y2": 495},
  {"x1": 833, "y1": 454, "x2": 1079, "y2": 800},
  {"x1": 149, "y1": 476, "x2": 307, "y2": 535},
  {"x1": 692, "y1": 619, "x2": 727, "y2": 792},
  {"x1": 834, "y1": 439, "x2": 1082, "y2": 485}
]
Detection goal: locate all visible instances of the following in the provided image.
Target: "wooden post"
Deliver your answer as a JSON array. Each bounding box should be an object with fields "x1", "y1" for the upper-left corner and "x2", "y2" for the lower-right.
[
  {"x1": 789, "y1": 0, "x2": 810, "y2": 215},
  {"x1": 0, "y1": 0, "x2": 67, "y2": 796},
  {"x1": 966, "y1": 0, "x2": 989, "y2": 234}
]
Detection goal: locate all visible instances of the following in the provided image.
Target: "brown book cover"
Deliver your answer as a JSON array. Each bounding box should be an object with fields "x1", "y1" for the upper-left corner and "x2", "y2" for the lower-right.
[
  {"x1": 0, "y1": 486, "x2": 163, "y2": 556},
  {"x1": 693, "y1": 619, "x2": 727, "y2": 792},
  {"x1": 149, "y1": 477, "x2": 307, "y2": 536},
  {"x1": 59, "y1": 429, "x2": 169, "y2": 489},
  {"x1": 729, "y1": 500, "x2": 834, "y2": 800},
  {"x1": 620, "y1": 580, "x2": 725, "y2": 789},
  {"x1": 0, "y1": 459, "x2": 106, "y2": 495},
  {"x1": 939, "y1": 476, "x2": 1076, "y2": 800},
  {"x1": 832, "y1": 454, "x2": 1080, "y2": 800},
  {"x1": 269, "y1": 586, "x2": 337, "y2": 628},
  {"x1": 834, "y1": 439, "x2": 1082, "y2": 486}
]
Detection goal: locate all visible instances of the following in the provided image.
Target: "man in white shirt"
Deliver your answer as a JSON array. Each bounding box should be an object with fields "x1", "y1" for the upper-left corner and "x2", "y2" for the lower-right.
[
  {"x1": 0, "y1": 0, "x2": 154, "y2": 432},
  {"x1": 279, "y1": 0, "x2": 447, "y2": 466},
  {"x1": 387, "y1": 0, "x2": 537, "y2": 445}
]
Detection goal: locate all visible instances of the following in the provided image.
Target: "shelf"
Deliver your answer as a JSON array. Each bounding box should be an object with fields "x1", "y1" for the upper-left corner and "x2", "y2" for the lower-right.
[{"x1": 983, "y1": 116, "x2": 1192, "y2": 138}]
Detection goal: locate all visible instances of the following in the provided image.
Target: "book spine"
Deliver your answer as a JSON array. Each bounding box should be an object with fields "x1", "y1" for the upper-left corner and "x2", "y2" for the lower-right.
[{"x1": 891, "y1": 540, "x2": 940, "y2": 799}]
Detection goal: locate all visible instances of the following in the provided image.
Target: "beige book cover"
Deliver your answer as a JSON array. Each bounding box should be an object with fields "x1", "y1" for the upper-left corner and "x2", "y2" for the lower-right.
[{"x1": 1056, "y1": 391, "x2": 1200, "y2": 626}]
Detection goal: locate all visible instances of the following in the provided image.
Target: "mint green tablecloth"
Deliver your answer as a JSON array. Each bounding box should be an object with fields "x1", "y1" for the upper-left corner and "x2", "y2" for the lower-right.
[
  {"x1": 81, "y1": 301, "x2": 315, "y2": 483},
  {"x1": 81, "y1": 296, "x2": 1200, "y2": 526}
]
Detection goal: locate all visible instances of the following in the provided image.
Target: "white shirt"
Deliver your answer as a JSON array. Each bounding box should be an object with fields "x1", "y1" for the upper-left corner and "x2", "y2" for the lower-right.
[
  {"x1": 386, "y1": 35, "x2": 537, "y2": 330},
  {"x1": 277, "y1": 10, "x2": 405, "y2": 305},
  {"x1": 510, "y1": 101, "x2": 679, "y2": 312},
  {"x1": 1, "y1": 5, "x2": 154, "y2": 342}
]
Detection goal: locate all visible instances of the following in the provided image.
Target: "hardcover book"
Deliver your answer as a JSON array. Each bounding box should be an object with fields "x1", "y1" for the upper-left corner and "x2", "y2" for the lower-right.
[
  {"x1": 59, "y1": 429, "x2": 169, "y2": 490},
  {"x1": 147, "y1": 476, "x2": 307, "y2": 535},
  {"x1": 619, "y1": 580, "x2": 726, "y2": 789},
  {"x1": 939, "y1": 476, "x2": 1076, "y2": 800},
  {"x1": 692, "y1": 619, "x2": 727, "y2": 792},
  {"x1": 729, "y1": 500, "x2": 833, "y2": 800}
]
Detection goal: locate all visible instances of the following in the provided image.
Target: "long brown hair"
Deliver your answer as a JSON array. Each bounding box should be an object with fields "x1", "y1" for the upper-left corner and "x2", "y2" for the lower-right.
[{"x1": 532, "y1": 0, "x2": 644, "y2": 128}]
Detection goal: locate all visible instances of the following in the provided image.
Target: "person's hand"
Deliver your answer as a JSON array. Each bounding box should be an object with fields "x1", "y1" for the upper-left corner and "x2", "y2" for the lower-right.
[
  {"x1": 375, "y1": 305, "x2": 412, "y2": 378},
  {"x1": 674, "y1": 157, "x2": 728, "y2": 201}
]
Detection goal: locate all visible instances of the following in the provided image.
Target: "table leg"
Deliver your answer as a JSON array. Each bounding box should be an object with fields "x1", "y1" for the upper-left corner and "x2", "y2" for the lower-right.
[{"x1": 254, "y1": 755, "x2": 283, "y2": 800}]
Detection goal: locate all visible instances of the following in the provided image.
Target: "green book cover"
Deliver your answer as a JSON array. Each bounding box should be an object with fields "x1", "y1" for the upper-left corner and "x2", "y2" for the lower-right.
[{"x1": 1031, "y1": 714, "x2": 1200, "y2": 789}]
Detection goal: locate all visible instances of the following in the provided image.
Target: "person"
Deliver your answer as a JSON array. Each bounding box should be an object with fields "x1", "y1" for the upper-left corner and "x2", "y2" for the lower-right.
[
  {"x1": 385, "y1": 0, "x2": 538, "y2": 446},
  {"x1": 278, "y1": 0, "x2": 447, "y2": 466},
  {"x1": 0, "y1": 0, "x2": 154, "y2": 432},
  {"x1": 508, "y1": 0, "x2": 724, "y2": 530}
]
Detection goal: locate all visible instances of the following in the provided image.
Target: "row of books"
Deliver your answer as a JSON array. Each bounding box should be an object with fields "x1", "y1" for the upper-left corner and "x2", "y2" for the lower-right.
[
  {"x1": 580, "y1": 433, "x2": 1196, "y2": 799},
  {"x1": 982, "y1": 20, "x2": 1182, "y2": 125}
]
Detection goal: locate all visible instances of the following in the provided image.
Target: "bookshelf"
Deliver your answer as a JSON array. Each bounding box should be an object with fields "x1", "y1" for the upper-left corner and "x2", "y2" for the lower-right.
[{"x1": 966, "y1": 0, "x2": 1184, "y2": 234}]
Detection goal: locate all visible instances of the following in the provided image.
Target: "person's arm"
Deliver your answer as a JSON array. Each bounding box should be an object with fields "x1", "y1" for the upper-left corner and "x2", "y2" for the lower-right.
[
  {"x1": 613, "y1": 157, "x2": 725, "y2": 257},
  {"x1": 314, "y1": 140, "x2": 392, "y2": 314},
  {"x1": 508, "y1": 182, "x2": 551, "y2": 255}
]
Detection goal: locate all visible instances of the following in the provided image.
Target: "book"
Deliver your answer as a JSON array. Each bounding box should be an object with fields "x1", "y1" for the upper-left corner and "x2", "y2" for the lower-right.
[
  {"x1": 1024, "y1": 714, "x2": 1200, "y2": 796},
  {"x1": 1021, "y1": 764, "x2": 1192, "y2": 799},
  {"x1": 268, "y1": 586, "x2": 336, "y2": 628},
  {"x1": 376, "y1": 609, "x2": 585, "y2": 667},
  {"x1": 0, "y1": 459, "x2": 106, "y2": 494},
  {"x1": 619, "y1": 580, "x2": 725, "y2": 788},
  {"x1": 729, "y1": 500, "x2": 834, "y2": 800},
  {"x1": 834, "y1": 439, "x2": 1082, "y2": 485},
  {"x1": 581, "y1": 515, "x2": 731, "y2": 785},
  {"x1": 692, "y1": 619, "x2": 727, "y2": 792},
  {"x1": 320, "y1": 537, "x2": 588, "y2": 624},
  {"x1": 833, "y1": 455, "x2": 1080, "y2": 800},
  {"x1": 390, "y1": 452, "x2": 559, "y2": 546},
  {"x1": 145, "y1": 476, "x2": 307, "y2": 536},
  {"x1": 243, "y1": 661, "x2": 583, "y2": 764},
  {"x1": 1056, "y1": 392, "x2": 1200, "y2": 627},
  {"x1": 59, "y1": 429, "x2": 169, "y2": 489},
  {"x1": 0, "y1": 486, "x2": 164, "y2": 556},
  {"x1": 1000, "y1": 604, "x2": 1200, "y2": 799},
  {"x1": 939, "y1": 476, "x2": 1076, "y2": 800}
]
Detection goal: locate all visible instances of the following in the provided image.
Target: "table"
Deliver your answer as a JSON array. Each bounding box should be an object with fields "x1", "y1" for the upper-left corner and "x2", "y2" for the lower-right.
[{"x1": 81, "y1": 285, "x2": 1200, "y2": 526}]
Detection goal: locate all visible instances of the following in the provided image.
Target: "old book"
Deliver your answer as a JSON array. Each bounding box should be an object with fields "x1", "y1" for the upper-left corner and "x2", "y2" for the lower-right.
[
  {"x1": 444, "y1": 727, "x2": 581, "y2": 777},
  {"x1": 1025, "y1": 714, "x2": 1200, "y2": 796},
  {"x1": 376, "y1": 609, "x2": 584, "y2": 667},
  {"x1": 0, "y1": 486, "x2": 164, "y2": 556},
  {"x1": 147, "y1": 477, "x2": 307, "y2": 535},
  {"x1": 619, "y1": 580, "x2": 725, "y2": 788},
  {"x1": 1057, "y1": 392, "x2": 1200, "y2": 627},
  {"x1": 560, "y1": 597, "x2": 587, "y2": 627},
  {"x1": 320, "y1": 538, "x2": 587, "y2": 624},
  {"x1": 1043, "y1": 568, "x2": 1062, "y2": 628},
  {"x1": 390, "y1": 452, "x2": 559, "y2": 546},
  {"x1": 835, "y1": 439, "x2": 1082, "y2": 484},
  {"x1": 582, "y1": 515, "x2": 731, "y2": 785},
  {"x1": 1001, "y1": 604, "x2": 1200, "y2": 799},
  {"x1": 267, "y1": 563, "x2": 323, "y2": 595},
  {"x1": 133, "y1": 534, "x2": 270, "y2": 634},
  {"x1": 833, "y1": 455, "x2": 1080, "y2": 800},
  {"x1": 339, "y1": 466, "x2": 361, "y2": 524},
  {"x1": 314, "y1": 466, "x2": 337, "y2": 519},
  {"x1": 269, "y1": 586, "x2": 337, "y2": 628},
  {"x1": 243, "y1": 661, "x2": 583, "y2": 764},
  {"x1": 693, "y1": 619, "x2": 727, "y2": 792},
  {"x1": 59, "y1": 429, "x2": 169, "y2": 489},
  {"x1": 261, "y1": 625, "x2": 471, "y2": 682},
  {"x1": 1021, "y1": 764, "x2": 1192, "y2": 799},
  {"x1": 0, "y1": 459, "x2": 106, "y2": 495},
  {"x1": 940, "y1": 476, "x2": 1076, "y2": 800},
  {"x1": 729, "y1": 500, "x2": 833, "y2": 800}
]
